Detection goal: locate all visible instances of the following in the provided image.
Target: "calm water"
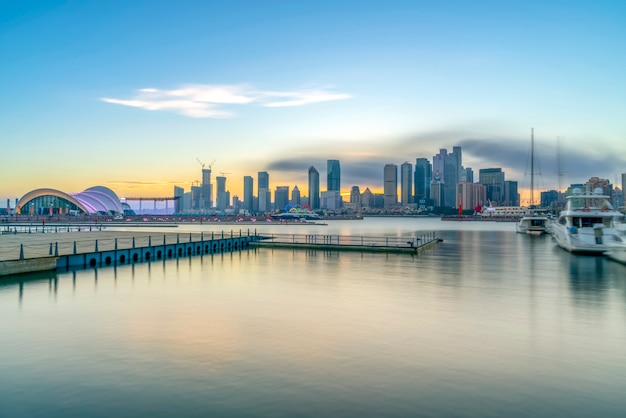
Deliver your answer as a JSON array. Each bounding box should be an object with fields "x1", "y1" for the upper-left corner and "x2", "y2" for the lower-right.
[{"x1": 1, "y1": 218, "x2": 626, "y2": 417}]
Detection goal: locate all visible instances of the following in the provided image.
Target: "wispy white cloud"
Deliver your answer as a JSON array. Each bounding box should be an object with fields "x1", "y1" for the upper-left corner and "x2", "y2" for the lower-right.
[{"x1": 101, "y1": 84, "x2": 351, "y2": 118}]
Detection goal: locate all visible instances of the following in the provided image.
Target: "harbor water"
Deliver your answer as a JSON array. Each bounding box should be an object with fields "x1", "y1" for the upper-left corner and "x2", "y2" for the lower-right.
[{"x1": 1, "y1": 218, "x2": 626, "y2": 417}]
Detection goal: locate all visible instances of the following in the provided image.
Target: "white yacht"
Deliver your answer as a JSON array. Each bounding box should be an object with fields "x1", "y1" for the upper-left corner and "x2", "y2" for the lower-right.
[
  {"x1": 552, "y1": 188, "x2": 624, "y2": 253},
  {"x1": 516, "y1": 213, "x2": 551, "y2": 235},
  {"x1": 605, "y1": 224, "x2": 626, "y2": 264}
]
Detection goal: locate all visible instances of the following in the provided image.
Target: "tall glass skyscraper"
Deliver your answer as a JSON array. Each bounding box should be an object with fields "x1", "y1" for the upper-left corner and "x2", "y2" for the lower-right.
[
  {"x1": 327, "y1": 160, "x2": 341, "y2": 192},
  {"x1": 243, "y1": 176, "x2": 253, "y2": 213},
  {"x1": 308, "y1": 166, "x2": 320, "y2": 210},
  {"x1": 414, "y1": 158, "x2": 432, "y2": 205},
  {"x1": 400, "y1": 162, "x2": 413, "y2": 206},
  {"x1": 258, "y1": 171, "x2": 270, "y2": 212}
]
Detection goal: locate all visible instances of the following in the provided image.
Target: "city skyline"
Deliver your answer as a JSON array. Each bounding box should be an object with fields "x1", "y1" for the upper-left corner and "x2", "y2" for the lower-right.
[{"x1": 2, "y1": 1, "x2": 626, "y2": 203}]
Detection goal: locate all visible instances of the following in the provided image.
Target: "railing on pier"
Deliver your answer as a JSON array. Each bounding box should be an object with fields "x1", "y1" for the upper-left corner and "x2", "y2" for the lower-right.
[
  {"x1": 1, "y1": 223, "x2": 105, "y2": 235},
  {"x1": 253, "y1": 232, "x2": 439, "y2": 253}
]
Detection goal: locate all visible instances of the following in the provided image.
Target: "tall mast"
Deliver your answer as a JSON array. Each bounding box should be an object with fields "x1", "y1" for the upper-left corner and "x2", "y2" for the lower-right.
[{"x1": 530, "y1": 128, "x2": 534, "y2": 207}]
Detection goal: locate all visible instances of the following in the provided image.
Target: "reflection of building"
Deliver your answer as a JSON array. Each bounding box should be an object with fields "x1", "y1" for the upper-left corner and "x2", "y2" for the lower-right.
[{"x1": 17, "y1": 186, "x2": 124, "y2": 215}]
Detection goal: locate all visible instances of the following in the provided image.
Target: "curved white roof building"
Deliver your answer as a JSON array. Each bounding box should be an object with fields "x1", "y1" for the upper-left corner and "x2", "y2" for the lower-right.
[{"x1": 17, "y1": 186, "x2": 123, "y2": 215}]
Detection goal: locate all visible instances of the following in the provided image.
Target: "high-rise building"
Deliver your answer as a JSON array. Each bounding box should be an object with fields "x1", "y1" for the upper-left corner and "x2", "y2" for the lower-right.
[
  {"x1": 308, "y1": 166, "x2": 320, "y2": 210},
  {"x1": 291, "y1": 185, "x2": 301, "y2": 206},
  {"x1": 430, "y1": 180, "x2": 445, "y2": 207},
  {"x1": 414, "y1": 158, "x2": 432, "y2": 204},
  {"x1": 541, "y1": 190, "x2": 559, "y2": 209},
  {"x1": 585, "y1": 177, "x2": 612, "y2": 196},
  {"x1": 258, "y1": 171, "x2": 270, "y2": 212},
  {"x1": 384, "y1": 164, "x2": 398, "y2": 208},
  {"x1": 479, "y1": 168, "x2": 505, "y2": 205},
  {"x1": 201, "y1": 167, "x2": 212, "y2": 209},
  {"x1": 504, "y1": 180, "x2": 519, "y2": 206},
  {"x1": 432, "y1": 147, "x2": 462, "y2": 207},
  {"x1": 321, "y1": 190, "x2": 341, "y2": 210},
  {"x1": 174, "y1": 186, "x2": 184, "y2": 213},
  {"x1": 327, "y1": 159, "x2": 341, "y2": 192},
  {"x1": 457, "y1": 182, "x2": 486, "y2": 212},
  {"x1": 350, "y1": 186, "x2": 361, "y2": 207},
  {"x1": 361, "y1": 187, "x2": 373, "y2": 208},
  {"x1": 243, "y1": 176, "x2": 254, "y2": 213},
  {"x1": 462, "y1": 167, "x2": 474, "y2": 183},
  {"x1": 216, "y1": 176, "x2": 229, "y2": 210},
  {"x1": 400, "y1": 162, "x2": 413, "y2": 206},
  {"x1": 274, "y1": 186, "x2": 290, "y2": 212}
]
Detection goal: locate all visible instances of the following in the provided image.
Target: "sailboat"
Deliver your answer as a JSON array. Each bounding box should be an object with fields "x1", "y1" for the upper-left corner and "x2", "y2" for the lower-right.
[{"x1": 516, "y1": 128, "x2": 551, "y2": 235}]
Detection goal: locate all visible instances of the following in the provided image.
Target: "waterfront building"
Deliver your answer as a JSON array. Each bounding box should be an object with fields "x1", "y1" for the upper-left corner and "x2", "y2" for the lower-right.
[
  {"x1": 201, "y1": 167, "x2": 212, "y2": 209},
  {"x1": 479, "y1": 168, "x2": 505, "y2": 205},
  {"x1": 462, "y1": 167, "x2": 474, "y2": 183},
  {"x1": 308, "y1": 166, "x2": 320, "y2": 210},
  {"x1": 291, "y1": 186, "x2": 301, "y2": 206},
  {"x1": 414, "y1": 158, "x2": 432, "y2": 205},
  {"x1": 258, "y1": 171, "x2": 270, "y2": 212},
  {"x1": 361, "y1": 187, "x2": 373, "y2": 208},
  {"x1": 400, "y1": 162, "x2": 413, "y2": 207},
  {"x1": 430, "y1": 180, "x2": 445, "y2": 207},
  {"x1": 585, "y1": 177, "x2": 612, "y2": 196},
  {"x1": 504, "y1": 180, "x2": 520, "y2": 206},
  {"x1": 216, "y1": 176, "x2": 229, "y2": 211},
  {"x1": 174, "y1": 186, "x2": 184, "y2": 213},
  {"x1": 350, "y1": 186, "x2": 361, "y2": 207},
  {"x1": 243, "y1": 176, "x2": 254, "y2": 213},
  {"x1": 384, "y1": 164, "x2": 398, "y2": 208},
  {"x1": 457, "y1": 182, "x2": 486, "y2": 212},
  {"x1": 327, "y1": 159, "x2": 341, "y2": 192},
  {"x1": 321, "y1": 190, "x2": 341, "y2": 210},
  {"x1": 432, "y1": 147, "x2": 462, "y2": 207},
  {"x1": 16, "y1": 186, "x2": 123, "y2": 216},
  {"x1": 274, "y1": 186, "x2": 290, "y2": 212},
  {"x1": 541, "y1": 190, "x2": 559, "y2": 209}
]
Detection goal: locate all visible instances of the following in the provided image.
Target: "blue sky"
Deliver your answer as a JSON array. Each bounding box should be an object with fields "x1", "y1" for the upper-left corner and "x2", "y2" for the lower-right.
[{"x1": 1, "y1": 0, "x2": 625, "y2": 203}]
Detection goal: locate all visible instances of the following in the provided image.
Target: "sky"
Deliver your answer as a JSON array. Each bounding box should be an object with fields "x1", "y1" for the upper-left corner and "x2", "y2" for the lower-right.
[{"x1": 1, "y1": 0, "x2": 625, "y2": 205}]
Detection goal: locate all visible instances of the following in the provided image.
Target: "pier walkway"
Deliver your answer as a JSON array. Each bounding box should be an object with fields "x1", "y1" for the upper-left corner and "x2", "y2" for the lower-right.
[{"x1": 250, "y1": 232, "x2": 440, "y2": 254}]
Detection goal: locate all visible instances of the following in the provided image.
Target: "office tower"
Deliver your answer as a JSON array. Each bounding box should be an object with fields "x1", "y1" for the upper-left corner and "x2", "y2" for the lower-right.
[
  {"x1": 291, "y1": 186, "x2": 301, "y2": 206},
  {"x1": 479, "y1": 168, "x2": 505, "y2": 205},
  {"x1": 258, "y1": 171, "x2": 270, "y2": 212},
  {"x1": 541, "y1": 190, "x2": 559, "y2": 209},
  {"x1": 274, "y1": 186, "x2": 290, "y2": 212},
  {"x1": 308, "y1": 166, "x2": 320, "y2": 210},
  {"x1": 191, "y1": 184, "x2": 201, "y2": 211},
  {"x1": 243, "y1": 176, "x2": 254, "y2": 213},
  {"x1": 327, "y1": 159, "x2": 341, "y2": 192},
  {"x1": 400, "y1": 162, "x2": 413, "y2": 206},
  {"x1": 216, "y1": 176, "x2": 229, "y2": 210},
  {"x1": 321, "y1": 191, "x2": 341, "y2": 210},
  {"x1": 462, "y1": 167, "x2": 474, "y2": 183},
  {"x1": 457, "y1": 182, "x2": 486, "y2": 212},
  {"x1": 174, "y1": 186, "x2": 184, "y2": 213},
  {"x1": 504, "y1": 180, "x2": 519, "y2": 206},
  {"x1": 350, "y1": 186, "x2": 361, "y2": 206},
  {"x1": 432, "y1": 147, "x2": 462, "y2": 207},
  {"x1": 622, "y1": 173, "x2": 626, "y2": 194},
  {"x1": 201, "y1": 167, "x2": 212, "y2": 209},
  {"x1": 414, "y1": 158, "x2": 432, "y2": 206},
  {"x1": 384, "y1": 164, "x2": 398, "y2": 208},
  {"x1": 430, "y1": 180, "x2": 444, "y2": 207},
  {"x1": 361, "y1": 187, "x2": 373, "y2": 208}
]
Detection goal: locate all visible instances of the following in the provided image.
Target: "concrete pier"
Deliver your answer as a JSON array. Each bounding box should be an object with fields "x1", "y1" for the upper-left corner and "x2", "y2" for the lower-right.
[{"x1": 0, "y1": 230, "x2": 260, "y2": 277}]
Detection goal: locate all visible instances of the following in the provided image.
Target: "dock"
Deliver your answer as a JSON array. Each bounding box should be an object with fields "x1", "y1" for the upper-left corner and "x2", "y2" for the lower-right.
[
  {"x1": 249, "y1": 232, "x2": 441, "y2": 254},
  {"x1": 0, "y1": 228, "x2": 441, "y2": 278}
]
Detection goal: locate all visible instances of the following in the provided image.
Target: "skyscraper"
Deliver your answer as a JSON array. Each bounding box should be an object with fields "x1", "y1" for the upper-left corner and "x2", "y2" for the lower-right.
[
  {"x1": 216, "y1": 176, "x2": 229, "y2": 210},
  {"x1": 274, "y1": 186, "x2": 290, "y2": 212},
  {"x1": 432, "y1": 147, "x2": 462, "y2": 207},
  {"x1": 384, "y1": 164, "x2": 398, "y2": 208},
  {"x1": 327, "y1": 159, "x2": 341, "y2": 192},
  {"x1": 243, "y1": 176, "x2": 253, "y2": 213},
  {"x1": 291, "y1": 185, "x2": 301, "y2": 206},
  {"x1": 201, "y1": 167, "x2": 212, "y2": 209},
  {"x1": 479, "y1": 168, "x2": 505, "y2": 205},
  {"x1": 350, "y1": 186, "x2": 361, "y2": 207},
  {"x1": 400, "y1": 162, "x2": 413, "y2": 206},
  {"x1": 308, "y1": 166, "x2": 320, "y2": 210},
  {"x1": 258, "y1": 171, "x2": 270, "y2": 212},
  {"x1": 414, "y1": 158, "x2": 432, "y2": 206}
]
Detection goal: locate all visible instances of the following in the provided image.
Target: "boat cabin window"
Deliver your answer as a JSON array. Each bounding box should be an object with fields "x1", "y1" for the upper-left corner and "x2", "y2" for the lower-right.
[{"x1": 573, "y1": 217, "x2": 603, "y2": 228}]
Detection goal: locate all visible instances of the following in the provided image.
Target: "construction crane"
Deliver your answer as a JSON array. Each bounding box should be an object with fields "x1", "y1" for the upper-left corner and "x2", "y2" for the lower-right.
[
  {"x1": 196, "y1": 158, "x2": 205, "y2": 169},
  {"x1": 196, "y1": 158, "x2": 216, "y2": 170}
]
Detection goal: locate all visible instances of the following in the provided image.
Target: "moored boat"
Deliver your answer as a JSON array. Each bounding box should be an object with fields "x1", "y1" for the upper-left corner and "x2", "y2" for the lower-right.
[
  {"x1": 605, "y1": 224, "x2": 626, "y2": 264},
  {"x1": 551, "y1": 188, "x2": 624, "y2": 253}
]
